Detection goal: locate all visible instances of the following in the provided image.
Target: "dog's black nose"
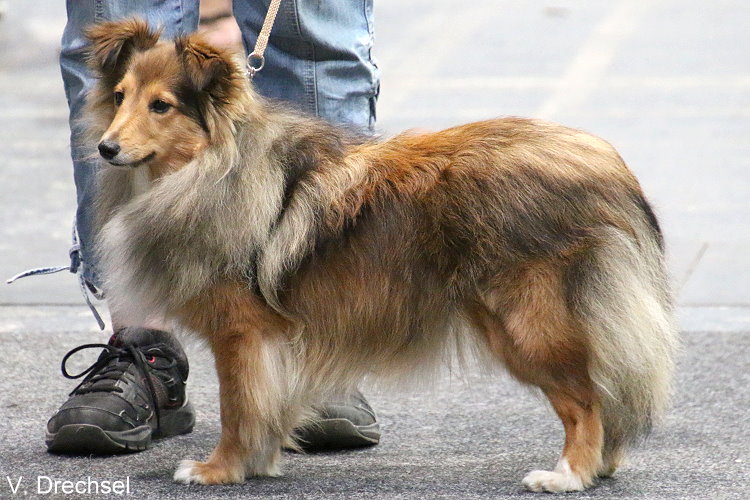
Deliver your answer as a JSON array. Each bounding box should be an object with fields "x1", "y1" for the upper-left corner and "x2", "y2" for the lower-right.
[{"x1": 98, "y1": 141, "x2": 121, "y2": 160}]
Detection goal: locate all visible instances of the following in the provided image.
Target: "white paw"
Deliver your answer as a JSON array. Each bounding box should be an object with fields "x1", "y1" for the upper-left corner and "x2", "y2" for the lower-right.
[
  {"x1": 255, "y1": 462, "x2": 282, "y2": 478},
  {"x1": 173, "y1": 460, "x2": 203, "y2": 484},
  {"x1": 522, "y1": 469, "x2": 584, "y2": 493}
]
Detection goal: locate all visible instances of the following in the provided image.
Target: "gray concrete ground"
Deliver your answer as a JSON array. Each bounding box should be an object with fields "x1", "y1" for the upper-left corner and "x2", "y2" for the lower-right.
[{"x1": 1, "y1": 0, "x2": 749, "y2": 498}]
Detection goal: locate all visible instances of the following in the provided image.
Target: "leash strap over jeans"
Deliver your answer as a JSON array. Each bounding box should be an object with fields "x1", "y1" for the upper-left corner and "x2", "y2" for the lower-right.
[
  {"x1": 6, "y1": 221, "x2": 106, "y2": 330},
  {"x1": 246, "y1": 0, "x2": 283, "y2": 79}
]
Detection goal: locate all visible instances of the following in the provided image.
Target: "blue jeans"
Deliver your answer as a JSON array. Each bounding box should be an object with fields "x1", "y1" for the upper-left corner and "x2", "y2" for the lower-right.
[{"x1": 61, "y1": 0, "x2": 379, "y2": 290}]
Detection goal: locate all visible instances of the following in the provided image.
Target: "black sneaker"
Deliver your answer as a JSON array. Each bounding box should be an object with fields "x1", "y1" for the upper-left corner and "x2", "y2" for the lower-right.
[
  {"x1": 296, "y1": 390, "x2": 381, "y2": 451},
  {"x1": 46, "y1": 328, "x2": 195, "y2": 454}
]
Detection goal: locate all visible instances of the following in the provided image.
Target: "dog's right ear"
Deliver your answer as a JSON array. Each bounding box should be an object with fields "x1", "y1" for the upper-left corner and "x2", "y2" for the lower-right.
[{"x1": 84, "y1": 18, "x2": 160, "y2": 81}]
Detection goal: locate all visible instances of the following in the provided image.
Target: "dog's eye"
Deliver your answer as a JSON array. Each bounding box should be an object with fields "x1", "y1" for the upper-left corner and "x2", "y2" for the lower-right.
[
  {"x1": 150, "y1": 99, "x2": 172, "y2": 114},
  {"x1": 114, "y1": 91, "x2": 124, "y2": 106}
]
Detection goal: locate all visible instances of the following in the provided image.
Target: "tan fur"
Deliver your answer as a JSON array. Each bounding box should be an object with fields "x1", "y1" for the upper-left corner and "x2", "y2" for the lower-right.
[
  {"x1": 104, "y1": 62, "x2": 208, "y2": 178},
  {"x1": 85, "y1": 19, "x2": 678, "y2": 493},
  {"x1": 469, "y1": 261, "x2": 603, "y2": 487},
  {"x1": 178, "y1": 283, "x2": 296, "y2": 480}
]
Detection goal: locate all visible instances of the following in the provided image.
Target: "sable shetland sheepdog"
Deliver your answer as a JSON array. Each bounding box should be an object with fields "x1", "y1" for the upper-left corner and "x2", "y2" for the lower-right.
[{"x1": 84, "y1": 19, "x2": 677, "y2": 493}]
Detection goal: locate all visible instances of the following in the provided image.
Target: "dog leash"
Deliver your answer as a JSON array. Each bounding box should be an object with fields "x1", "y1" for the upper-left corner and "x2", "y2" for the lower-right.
[
  {"x1": 246, "y1": 0, "x2": 283, "y2": 79},
  {"x1": 6, "y1": 221, "x2": 107, "y2": 330}
]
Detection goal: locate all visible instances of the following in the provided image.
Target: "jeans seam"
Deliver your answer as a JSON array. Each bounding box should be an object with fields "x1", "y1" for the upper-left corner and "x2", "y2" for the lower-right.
[
  {"x1": 308, "y1": 44, "x2": 318, "y2": 117},
  {"x1": 362, "y1": 0, "x2": 378, "y2": 128},
  {"x1": 363, "y1": 0, "x2": 374, "y2": 38},
  {"x1": 289, "y1": 0, "x2": 318, "y2": 115},
  {"x1": 177, "y1": 0, "x2": 183, "y2": 34},
  {"x1": 94, "y1": 0, "x2": 103, "y2": 22},
  {"x1": 288, "y1": 0, "x2": 304, "y2": 39}
]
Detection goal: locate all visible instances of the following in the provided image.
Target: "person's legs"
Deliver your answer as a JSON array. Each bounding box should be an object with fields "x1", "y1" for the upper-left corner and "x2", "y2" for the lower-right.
[
  {"x1": 48, "y1": 0, "x2": 201, "y2": 454},
  {"x1": 232, "y1": 0, "x2": 379, "y2": 131},
  {"x1": 62, "y1": 0, "x2": 200, "y2": 293}
]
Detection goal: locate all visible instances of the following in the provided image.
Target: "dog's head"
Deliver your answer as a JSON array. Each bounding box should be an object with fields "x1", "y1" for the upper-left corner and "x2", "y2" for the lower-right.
[{"x1": 85, "y1": 18, "x2": 245, "y2": 176}]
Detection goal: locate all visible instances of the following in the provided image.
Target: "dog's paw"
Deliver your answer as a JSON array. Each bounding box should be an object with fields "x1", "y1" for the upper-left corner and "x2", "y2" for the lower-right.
[
  {"x1": 522, "y1": 469, "x2": 584, "y2": 493},
  {"x1": 173, "y1": 460, "x2": 202, "y2": 484},
  {"x1": 173, "y1": 459, "x2": 244, "y2": 485}
]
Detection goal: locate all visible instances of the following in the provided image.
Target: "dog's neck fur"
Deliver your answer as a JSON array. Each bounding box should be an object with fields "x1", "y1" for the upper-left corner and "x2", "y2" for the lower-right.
[{"x1": 129, "y1": 166, "x2": 152, "y2": 197}]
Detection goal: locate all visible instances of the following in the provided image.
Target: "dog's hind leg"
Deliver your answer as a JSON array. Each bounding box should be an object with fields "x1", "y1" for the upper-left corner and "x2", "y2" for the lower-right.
[
  {"x1": 524, "y1": 388, "x2": 603, "y2": 493},
  {"x1": 174, "y1": 284, "x2": 295, "y2": 484},
  {"x1": 471, "y1": 261, "x2": 603, "y2": 492}
]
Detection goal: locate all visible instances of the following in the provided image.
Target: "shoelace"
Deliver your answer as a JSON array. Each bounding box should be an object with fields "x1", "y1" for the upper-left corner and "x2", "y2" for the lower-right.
[{"x1": 61, "y1": 343, "x2": 176, "y2": 429}]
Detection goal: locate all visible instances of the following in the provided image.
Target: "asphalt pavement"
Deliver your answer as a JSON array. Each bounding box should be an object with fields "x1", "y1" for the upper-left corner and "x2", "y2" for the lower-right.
[{"x1": 1, "y1": 0, "x2": 749, "y2": 498}]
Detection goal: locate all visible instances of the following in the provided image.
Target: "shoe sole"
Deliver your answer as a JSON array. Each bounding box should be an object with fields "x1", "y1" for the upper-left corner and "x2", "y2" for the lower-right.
[
  {"x1": 296, "y1": 418, "x2": 381, "y2": 451},
  {"x1": 46, "y1": 401, "x2": 195, "y2": 455}
]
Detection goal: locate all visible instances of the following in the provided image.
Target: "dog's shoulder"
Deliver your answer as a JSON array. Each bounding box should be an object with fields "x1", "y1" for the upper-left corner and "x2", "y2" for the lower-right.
[{"x1": 269, "y1": 113, "x2": 364, "y2": 210}]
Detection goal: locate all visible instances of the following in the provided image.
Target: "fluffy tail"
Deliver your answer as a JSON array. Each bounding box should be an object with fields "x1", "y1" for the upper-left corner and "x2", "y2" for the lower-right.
[{"x1": 572, "y1": 214, "x2": 678, "y2": 461}]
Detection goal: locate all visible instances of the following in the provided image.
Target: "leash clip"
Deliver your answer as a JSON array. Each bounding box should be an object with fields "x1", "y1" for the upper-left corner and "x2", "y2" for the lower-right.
[
  {"x1": 245, "y1": 0, "x2": 281, "y2": 80},
  {"x1": 246, "y1": 52, "x2": 265, "y2": 80}
]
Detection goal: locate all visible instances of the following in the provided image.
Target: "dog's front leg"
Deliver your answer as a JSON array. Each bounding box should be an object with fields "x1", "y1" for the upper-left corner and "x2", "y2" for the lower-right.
[{"x1": 174, "y1": 332, "x2": 286, "y2": 484}]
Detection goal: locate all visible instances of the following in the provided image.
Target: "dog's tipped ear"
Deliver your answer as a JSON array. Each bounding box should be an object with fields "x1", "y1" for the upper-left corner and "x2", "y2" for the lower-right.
[
  {"x1": 84, "y1": 18, "x2": 160, "y2": 78},
  {"x1": 175, "y1": 35, "x2": 236, "y2": 95}
]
